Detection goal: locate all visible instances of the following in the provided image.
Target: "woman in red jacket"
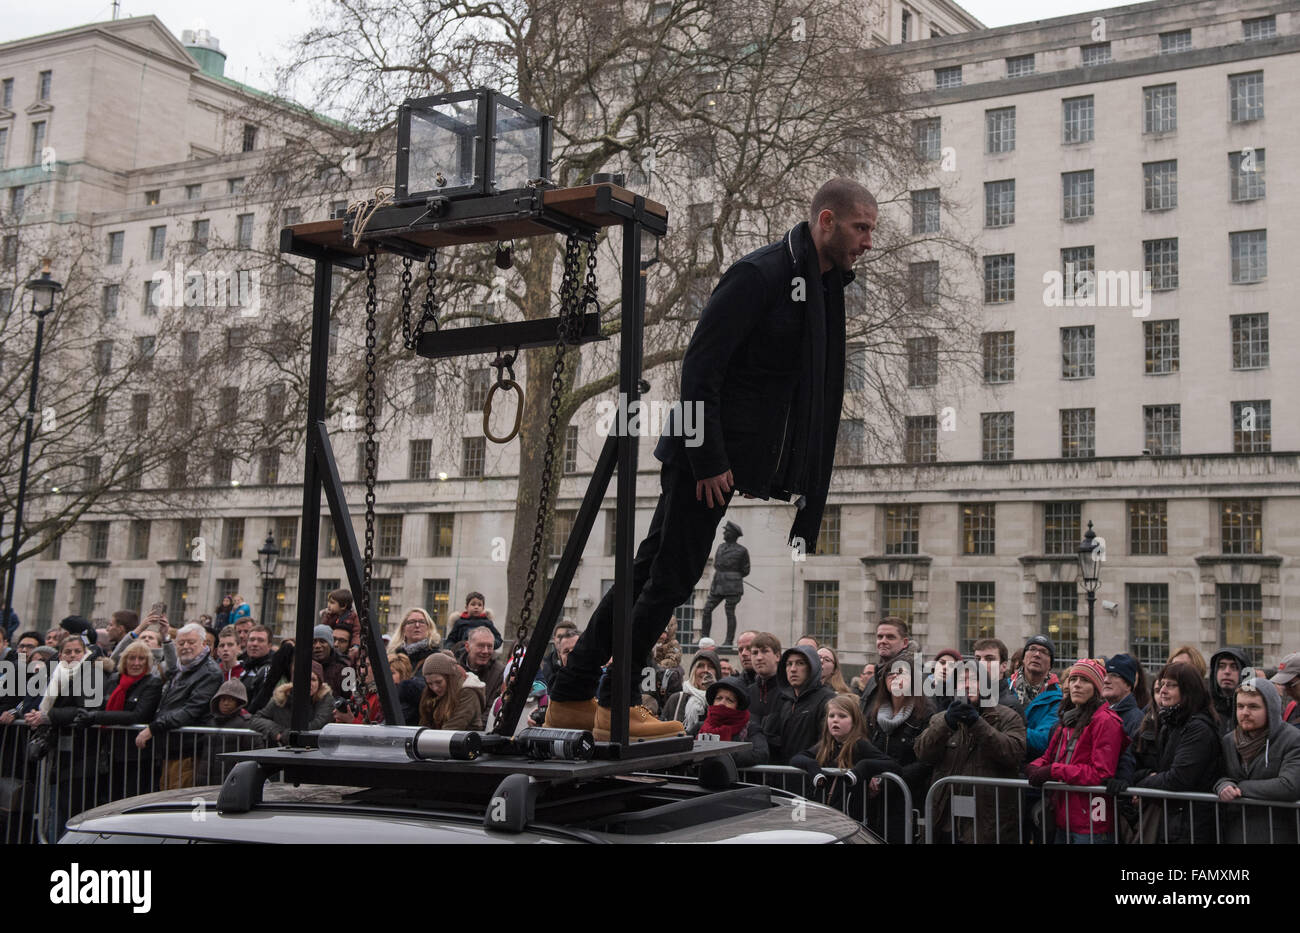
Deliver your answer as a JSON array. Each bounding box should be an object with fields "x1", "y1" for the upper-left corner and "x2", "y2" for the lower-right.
[{"x1": 1026, "y1": 658, "x2": 1128, "y2": 844}]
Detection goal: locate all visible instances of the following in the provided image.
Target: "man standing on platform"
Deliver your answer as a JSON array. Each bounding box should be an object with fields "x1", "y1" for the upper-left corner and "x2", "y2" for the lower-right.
[{"x1": 546, "y1": 178, "x2": 877, "y2": 741}]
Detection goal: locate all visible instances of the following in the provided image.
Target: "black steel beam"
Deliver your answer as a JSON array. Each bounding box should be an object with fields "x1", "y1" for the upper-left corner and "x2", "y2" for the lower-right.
[
  {"x1": 414, "y1": 312, "x2": 604, "y2": 359},
  {"x1": 279, "y1": 228, "x2": 365, "y2": 268}
]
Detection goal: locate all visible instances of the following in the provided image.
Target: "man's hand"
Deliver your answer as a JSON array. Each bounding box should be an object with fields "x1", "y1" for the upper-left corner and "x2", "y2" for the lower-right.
[
  {"x1": 0, "y1": 710, "x2": 14, "y2": 726},
  {"x1": 1218, "y1": 783, "x2": 1242, "y2": 803},
  {"x1": 23, "y1": 710, "x2": 46, "y2": 727},
  {"x1": 696, "y1": 470, "x2": 733, "y2": 509},
  {"x1": 135, "y1": 726, "x2": 153, "y2": 749}
]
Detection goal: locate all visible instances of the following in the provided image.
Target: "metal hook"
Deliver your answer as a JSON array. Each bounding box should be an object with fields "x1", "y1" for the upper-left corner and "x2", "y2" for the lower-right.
[{"x1": 483, "y1": 348, "x2": 522, "y2": 444}]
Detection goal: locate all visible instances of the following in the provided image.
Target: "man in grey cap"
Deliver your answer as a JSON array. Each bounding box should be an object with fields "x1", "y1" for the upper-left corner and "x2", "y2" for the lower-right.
[
  {"x1": 701, "y1": 521, "x2": 750, "y2": 646},
  {"x1": 1270, "y1": 651, "x2": 1300, "y2": 726}
]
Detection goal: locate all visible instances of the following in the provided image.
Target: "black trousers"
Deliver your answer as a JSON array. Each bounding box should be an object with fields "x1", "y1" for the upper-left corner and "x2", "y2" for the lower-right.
[{"x1": 550, "y1": 461, "x2": 732, "y2": 705}]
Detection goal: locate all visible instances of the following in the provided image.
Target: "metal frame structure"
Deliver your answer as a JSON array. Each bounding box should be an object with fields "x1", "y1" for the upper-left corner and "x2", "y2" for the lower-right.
[{"x1": 279, "y1": 182, "x2": 668, "y2": 750}]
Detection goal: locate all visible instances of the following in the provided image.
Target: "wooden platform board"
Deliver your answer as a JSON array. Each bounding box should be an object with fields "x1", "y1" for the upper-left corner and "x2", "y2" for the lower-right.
[{"x1": 281, "y1": 184, "x2": 667, "y2": 259}]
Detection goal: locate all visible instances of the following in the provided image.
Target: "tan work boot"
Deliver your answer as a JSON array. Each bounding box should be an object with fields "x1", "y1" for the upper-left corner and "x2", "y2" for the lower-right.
[
  {"x1": 593, "y1": 704, "x2": 686, "y2": 742},
  {"x1": 544, "y1": 698, "x2": 598, "y2": 731}
]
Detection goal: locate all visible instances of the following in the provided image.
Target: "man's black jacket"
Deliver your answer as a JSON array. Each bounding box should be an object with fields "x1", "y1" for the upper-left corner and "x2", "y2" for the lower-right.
[{"x1": 654, "y1": 221, "x2": 851, "y2": 552}]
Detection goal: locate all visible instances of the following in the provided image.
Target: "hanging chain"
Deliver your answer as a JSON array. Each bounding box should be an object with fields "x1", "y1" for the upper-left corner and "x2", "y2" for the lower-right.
[
  {"x1": 355, "y1": 249, "x2": 379, "y2": 723},
  {"x1": 398, "y1": 256, "x2": 413, "y2": 349},
  {"x1": 495, "y1": 233, "x2": 591, "y2": 732}
]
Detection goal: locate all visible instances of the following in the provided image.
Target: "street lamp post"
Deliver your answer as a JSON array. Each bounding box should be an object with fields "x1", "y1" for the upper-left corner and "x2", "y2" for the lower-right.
[
  {"x1": 1077, "y1": 520, "x2": 1103, "y2": 659},
  {"x1": 2, "y1": 259, "x2": 63, "y2": 630},
  {"x1": 256, "y1": 530, "x2": 280, "y2": 633}
]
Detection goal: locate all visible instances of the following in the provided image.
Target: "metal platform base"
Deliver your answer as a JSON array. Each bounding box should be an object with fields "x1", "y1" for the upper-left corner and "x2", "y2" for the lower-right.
[{"x1": 221, "y1": 737, "x2": 741, "y2": 791}]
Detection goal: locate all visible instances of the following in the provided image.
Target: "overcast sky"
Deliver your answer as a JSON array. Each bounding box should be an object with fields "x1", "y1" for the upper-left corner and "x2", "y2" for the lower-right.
[{"x1": 4, "y1": 0, "x2": 1111, "y2": 90}]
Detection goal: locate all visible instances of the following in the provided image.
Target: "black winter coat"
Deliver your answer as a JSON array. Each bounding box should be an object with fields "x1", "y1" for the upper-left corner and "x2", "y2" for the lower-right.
[
  {"x1": 653, "y1": 221, "x2": 851, "y2": 551},
  {"x1": 790, "y1": 738, "x2": 891, "y2": 813},
  {"x1": 864, "y1": 702, "x2": 935, "y2": 843},
  {"x1": 762, "y1": 647, "x2": 835, "y2": 765},
  {"x1": 1135, "y1": 709, "x2": 1222, "y2": 843},
  {"x1": 88, "y1": 673, "x2": 163, "y2": 726},
  {"x1": 150, "y1": 655, "x2": 222, "y2": 734}
]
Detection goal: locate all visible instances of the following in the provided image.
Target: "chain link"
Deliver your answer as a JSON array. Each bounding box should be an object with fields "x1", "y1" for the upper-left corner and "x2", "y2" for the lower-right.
[
  {"x1": 355, "y1": 249, "x2": 379, "y2": 723},
  {"x1": 398, "y1": 257, "x2": 413, "y2": 349},
  {"x1": 495, "y1": 233, "x2": 591, "y2": 732}
]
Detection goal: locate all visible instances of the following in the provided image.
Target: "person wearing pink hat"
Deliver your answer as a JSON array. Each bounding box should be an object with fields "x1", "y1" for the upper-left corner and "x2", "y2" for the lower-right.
[{"x1": 1025, "y1": 658, "x2": 1128, "y2": 844}]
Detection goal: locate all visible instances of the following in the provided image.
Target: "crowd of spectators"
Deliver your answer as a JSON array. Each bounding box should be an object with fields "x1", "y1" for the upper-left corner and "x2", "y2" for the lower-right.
[{"x1": 4, "y1": 592, "x2": 1299, "y2": 844}]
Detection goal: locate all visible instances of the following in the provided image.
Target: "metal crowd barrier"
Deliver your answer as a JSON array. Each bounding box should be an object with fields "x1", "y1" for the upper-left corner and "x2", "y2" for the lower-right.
[
  {"x1": 923, "y1": 774, "x2": 1300, "y2": 845},
  {"x1": 0, "y1": 723, "x2": 269, "y2": 844},
  {"x1": 735, "y1": 764, "x2": 917, "y2": 843}
]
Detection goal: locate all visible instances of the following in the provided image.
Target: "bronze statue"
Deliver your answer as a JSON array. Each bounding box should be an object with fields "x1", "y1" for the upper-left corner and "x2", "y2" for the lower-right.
[{"x1": 701, "y1": 521, "x2": 749, "y2": 646}]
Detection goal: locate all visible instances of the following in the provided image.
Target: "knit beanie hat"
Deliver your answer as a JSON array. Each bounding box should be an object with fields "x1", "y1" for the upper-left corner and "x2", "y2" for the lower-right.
[
  {"x1": 310, "y1": 660, "x2": 325, "y2": 682},
  {"x1": 1066, "y1": 658, "x2": 1105, "y2": 694},
  {"x1": 1104, "y1": 653, "x2": 1139, "y2": 688},
  {"x1": 934, "y1": 648, "x2": 963, "y2": 664},
  {"x1": 1024, "y1": 634, "x2": 1056, "y2": 666},
  {"x1": 422, "y1": 652, "x2": 463, "y2": 683}
]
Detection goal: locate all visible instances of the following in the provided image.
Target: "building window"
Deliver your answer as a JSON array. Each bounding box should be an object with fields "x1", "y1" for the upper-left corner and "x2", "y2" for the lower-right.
[
  {"x1": 1040, "y1": 583, "x2": 1079, "y2": 662},
  {"x1": 935, "y1": 66, "x2": 962, "y2": 89},
  {"x1": 1060, "y1": 326, "x2": 1094, "y2": 380},
  {"x1": 958, "y1": 582, "x2": 996, "y2": 655},
  {"x1": 1230, "y1": 230, "x2": 1267, "y2": 283},
  {"x1": 168, "y1": 452, "x2": 188, "y2": 488},
  {"x1": 228, "y1": 177, "x2": 245, "y2": 195},
  {"x1": 1232, "y1": 400, "x2": 1271, "y2": 453},
  {"x1": 130, "y1": 393, "x2": 150, "y2": 432},
  {"x1": 408, "y1": 439, "x2": 432, "y2": 479},
  {"x1": 1062, "y1": 170, "x2": 1094, "y2": 220},
  {"x1": 835, "y1": 418, "x2": 864, "y2": 466},
  {"x1": 107, "y1": 231, "x2": 124, "y2": 265},
  {"x1": 983, "y1": 254, "x2": 1015, "y2": 303},
  {"x1": 961, "y1": 503, "x2": 995, "y2": 555},
  {"x1": 102, "y1": 284, "x2": 120, "y2": 319},
  {"x1": 148, "y1": 225, "x2": 166, "y2": 261},
  {"x1": 38, "y1": 70, "x2": 52, "y2": 100},
  {"x1": 1221, "y1": 499, "x2": 1262, "y2": 555},
  {"x1": 271, "y1": 517, "x2": 297, "y2": 556},
  {"x1": 1128, "y1": 500, "x2": 1168, "y2": 555},
  {"x1": 1143, "y1": 160, "x2": 1177, "y2": 210},
  {"x1": 982, "y1": 331, "x2": 1014, "y2": 384},
  {"x1": 910, "y1": 188, "x2": 939, "y2": 234},
  {"x1": 465, "y1": 368, "x2": 490, "y2": 412},
  {"x1": 906, "y1": 336, "x2": 938, "y2": 387},
  {"x1": 1006, "y1": 54, "x2": 1034, "y2": 78},
  {"x1": 129, "y1": 520, "x2": 151, "y2": 561},
  {"x1": 192, "y1": 219, "x2": 209, "y2": 253},
  {"x1": 88, "y1": 521, "x2": 111, "y2": 560},
  {"x1": 29, "y1": 121, "x2": 45, "y2": 164},
  {"x1": 423, "y1": 579, "x2": 451, "y2": 632},
  {"x1": 242, "y1": 124, "x2": 258, "y2": 152},
  {"x1": 1159, "y1": 29, "x2": 1191, "y2": 54},
  {"x1": 1218, "y1": 584, "x2": 1263, "y2": 667},
  {"x1": 884, "y1": 504, "x2": 920, "y2": 555},
  {"x1": 35, "y1": 579, "x2": 57, "y2": 627},
  {"x1": 1062, "y1": 95, "x2": 1094, "y2": 144},
  {"x1": 563, "y1": 424, "x2": 579, "y2": 474},
  {"x1": 913, "y1": 118, "x2": 940, "y2": 160},
  {"x1": 1229, "y1": 72, "x2": 1264, "y2": 122},
  {"x1": 121, "y1": 579, "x2": 145, "y2": 617},
  {"x1": 222, "y1": 518, "x2": 244, "y2": 560},
  {"x1": 1144, "y1": 319, "x2": 1179, "y2": 375},
  {"x1": 462, "y1": 437, "x2": 486, "y2": 477},
  {"x1": 1143, "y1": 84, "x2": 1177, "y2": 133},
  {"x1": 904, "y1": 415, "x2": 938, "y2": 463},
  {"x1": 1142, "y1": 238, "x2": 1180, "y2": 291},
  {"x1": 186, "y1": 183, "x2": 202, "y2": 200},
  {"x1": 76, "y1": 581, "x2": 97, "y2": 619},
  {"x1": 236, "y1": 213, "x2": 254, "y2": 248},
  {"x1": 175, "y1": 389, "x2": 194, "y2": 430},
  {"x1": 89, "y1": 396, "x2": 107, "y2": 434},
  {"x1": 550, "y1": 509, "x2": 576, "y2": 559},
  {"x1": 985, "y1": 107, "x2": 1016, "y2": 153},
  {"x1": 981, "y1": 412, "x2": 1014, "y2": 462},
  {"x1": 1044, "y1": 502, "x2": 1082, "y2": 555},
  {"x1": 429, "y1": 513, "x2": 454, "y2": 557},
  {"x1": 10, "y1": 185, "x2": 24, "y2": 216},
  {"x1": 1128, "y1": 584, "x2": 1169, "y2": 670},
  {"x1": 984, "y1": 179, "x2": 1015, "y2": 227},
  {"x1": 259, "y1": 448, "x2": 280, "y2": 485},
  {"x1": 84, "y1": 455, "x2": 101, "y2": 484},
  {"x1": 142, "y1": 281, "x2": 161, "y2": 317},
  {"x1": 877, "y1": 581, "x2": 913, "y2": 627},
  {"x1": 816, "y1": 506, "x2": 841, "y2": 556},
  {"x1": 1243, "y1": 15, "x2": 1275, "y2": 41},
  {"x1": 143, "y1": 189, "x2": 160, "y2": 207},
  {"x1": 1080, "y1": 42, "x2": 1111, "y2": 66},
  {"x1": 900, "y1": 8, "x2": 912, "y2": 42},
  {"x1": 908, "y1": 261, "x2": 939, "y2": 308},
  {"x1": 846, "y1": 342, "x2": 866, "y2": 391},
  {"x1": 94, "y1": 340, "x2": 113, "y2": 375},
  {"x1": 1, "y1": 78, "x2": 11, "y2": 109},
  {"x1": 213, "y1": 449, "x2": 233, "y2": 485},
  {"x1": 805, "y1": 582, "x2": 839, "y2": 648},
  {"x1": 377, "y1": 515, "x2": 403, "y2": 558},
  {"x1": 1061, "y1": 247, "x2": 1095, "y2": 294},
  {"x1": 1229, "y1": 148, "x2": 1265, "y2": 201},
  {"x1": 1230, "y1": 313, "x2": 1268, "y2": 370},
  {"x1": 1143, "y1": 404, "x2": 1180, "y2": 455}
]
